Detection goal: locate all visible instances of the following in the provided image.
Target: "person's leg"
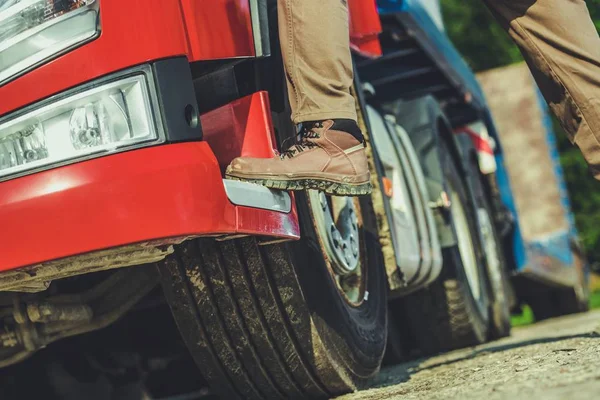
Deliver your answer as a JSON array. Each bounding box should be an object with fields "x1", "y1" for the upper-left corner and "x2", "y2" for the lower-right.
[
  {"x1": 482, "y1": 0, "x2": 600, "y2": 178},
  {"x1": 277, "y1": 0, "x2": 357, "y2": 124},
  {"x1": 226, "y1": 0, "x2": 371, "y2": 195}
]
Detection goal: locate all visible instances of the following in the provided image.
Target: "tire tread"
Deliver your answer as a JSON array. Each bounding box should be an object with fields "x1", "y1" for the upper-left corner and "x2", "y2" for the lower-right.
[{"x1": 159, "y1": 237, "x2": 334, "y2": 399}]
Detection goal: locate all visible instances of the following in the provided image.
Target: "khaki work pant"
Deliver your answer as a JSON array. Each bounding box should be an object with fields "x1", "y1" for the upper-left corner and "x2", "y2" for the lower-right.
[
  {"x1": 279, "y1": 0, "x2": 600, "y2": 177},
  {"x1": 277, "y1": 0, "x2": 357, "y2": 123}
]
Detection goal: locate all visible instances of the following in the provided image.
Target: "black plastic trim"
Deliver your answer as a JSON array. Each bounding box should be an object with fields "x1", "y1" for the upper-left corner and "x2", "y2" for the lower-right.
[{"x1": 152, "y1": 57, "x2": 203, "y2": 143}]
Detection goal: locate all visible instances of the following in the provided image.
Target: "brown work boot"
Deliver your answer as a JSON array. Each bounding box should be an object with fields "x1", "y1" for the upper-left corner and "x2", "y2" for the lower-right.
[{"x1": 226, "y1": 120, "x2": 372, "y2": 196}]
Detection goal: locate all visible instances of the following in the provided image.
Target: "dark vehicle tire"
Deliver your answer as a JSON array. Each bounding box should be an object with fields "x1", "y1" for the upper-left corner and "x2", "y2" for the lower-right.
[
  {"x1": 158, "y1": 192, "x2": 387, "y2": 399},
  {"x1": 526, "y1": 284, "x2": 589, "y2": 321},
  {"x1": 402, "y1": 141, "x2": 491, "y2": 355},
  {"x1": 523, "y1": 238, "x2": 589, "y2": 321},
  {"x1": 476, "y1": 175, "x2": 512, "y2": 339},
  {"x1": 526, "y1": 278, "x2": 589, "y2": 322}
]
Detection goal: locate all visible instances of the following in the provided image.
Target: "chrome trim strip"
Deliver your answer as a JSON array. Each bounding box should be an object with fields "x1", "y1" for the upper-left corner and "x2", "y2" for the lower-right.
[{"x1": 249, "y1": 0, "x2": 271, "y2": 57}]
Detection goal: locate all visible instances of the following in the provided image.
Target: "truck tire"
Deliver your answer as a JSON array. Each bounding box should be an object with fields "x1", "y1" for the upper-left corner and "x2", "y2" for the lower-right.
[
  {"x1": 528, "y1": 289, "x2": 586, "y2": 321},
  {"x1": 526, "y1": 278, "x2": 589, "y2": 321},
  {"x1": 521, "y1": 238, "x2": 589, "y2": 322},
  {"x1": 158, "y1": 193, "x2": 387, "y2": 399},
  {"x1": 477, "y1": 176, "x2": 512, "y2": 339},
  {"x1": 402, "y1": 142, "x2": 491, "y2": 355}
]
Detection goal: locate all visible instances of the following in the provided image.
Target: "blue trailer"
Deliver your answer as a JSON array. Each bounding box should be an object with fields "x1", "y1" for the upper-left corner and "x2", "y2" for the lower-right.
[{"x1": 477, "y1": 64, "x2": 590, "y2": 320}]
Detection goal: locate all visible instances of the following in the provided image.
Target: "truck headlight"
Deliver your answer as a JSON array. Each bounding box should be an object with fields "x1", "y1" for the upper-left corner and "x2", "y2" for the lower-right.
[
  {"x1": 0, "y1": 0, "x2": 100, "y2": 85},
  {"x1": 0, "y1": 74, "x2": 160, "y2": 179}
]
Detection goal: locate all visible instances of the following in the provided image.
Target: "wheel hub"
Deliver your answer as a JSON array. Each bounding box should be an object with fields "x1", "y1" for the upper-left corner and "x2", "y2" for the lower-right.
[{"x1": 313, "y1": 192, "x2": 360, "y2": 275}]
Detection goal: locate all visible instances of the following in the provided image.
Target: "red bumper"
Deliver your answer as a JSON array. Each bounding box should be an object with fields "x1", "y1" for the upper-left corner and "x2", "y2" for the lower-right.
[{"x1": 0, "y1": 143, "x2": 299, "y2": 273}]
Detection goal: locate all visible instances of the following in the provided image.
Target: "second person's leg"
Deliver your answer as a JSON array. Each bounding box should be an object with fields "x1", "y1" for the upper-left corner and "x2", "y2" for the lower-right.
[{"x1": 483, "y1": 0, "x2": 600, "y2": 178}]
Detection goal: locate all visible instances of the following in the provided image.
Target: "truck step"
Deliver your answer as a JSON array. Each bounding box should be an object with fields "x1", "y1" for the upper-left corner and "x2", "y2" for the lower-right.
[{"x1": 223, "y1": 179, "x2": 292, "y2": 213}]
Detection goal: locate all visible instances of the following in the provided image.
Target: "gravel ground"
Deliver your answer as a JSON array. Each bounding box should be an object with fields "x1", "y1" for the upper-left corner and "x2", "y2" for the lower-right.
[{"x1": 337, "y1": 310, "x2": 600, "y2": 400}]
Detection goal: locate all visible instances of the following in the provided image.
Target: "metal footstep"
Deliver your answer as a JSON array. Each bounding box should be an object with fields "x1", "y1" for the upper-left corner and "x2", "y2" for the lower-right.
[{"x1": 223, "y1": 179, "x2": 292, "y2": 213}]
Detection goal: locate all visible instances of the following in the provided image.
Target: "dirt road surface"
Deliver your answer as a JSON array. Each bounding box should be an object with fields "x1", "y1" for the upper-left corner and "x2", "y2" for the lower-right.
[{"x1": 337, "y1": 310, "x2": 600, "y2": 400}]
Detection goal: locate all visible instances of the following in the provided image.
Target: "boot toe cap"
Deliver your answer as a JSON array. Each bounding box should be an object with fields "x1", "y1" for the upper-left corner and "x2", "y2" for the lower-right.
[
  {"x1": 228, "y1": 157, "x2": 247, "y2": 172},
  {"x1": 227, "y1": 156, "x2": 273, "y2": 175}
]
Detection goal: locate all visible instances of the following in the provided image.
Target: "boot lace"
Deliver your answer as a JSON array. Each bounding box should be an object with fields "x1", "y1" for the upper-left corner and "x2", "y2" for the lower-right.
[{"x1": 279, "y1": 122, "x2": 323, "y2": 160}]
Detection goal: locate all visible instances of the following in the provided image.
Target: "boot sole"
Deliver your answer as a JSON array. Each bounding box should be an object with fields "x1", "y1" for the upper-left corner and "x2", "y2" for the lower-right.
[{"x1": 225, "y1": 174, "x2": 372, "y2": 196}]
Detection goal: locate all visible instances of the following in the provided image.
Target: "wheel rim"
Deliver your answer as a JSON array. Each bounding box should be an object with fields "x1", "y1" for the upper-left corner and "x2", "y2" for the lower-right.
[
  {"x1": 309, "y1": 190, "x2": 365, "y2": 306},
  {"x1": 449, "y1": 188, "x2": 481, "y2": 300}
]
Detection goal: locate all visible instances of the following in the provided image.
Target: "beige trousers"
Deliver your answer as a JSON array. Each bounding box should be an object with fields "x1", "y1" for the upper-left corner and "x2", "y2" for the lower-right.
[
  {"x1": 279, "y1": 0, "x2": 600, "y2": 177},
  {"x1": 277, "y1": 0, "x2": 357, "y2": 124},
  {"x1": 483, "y1": 0, "x2": 600, "y2": 178}
]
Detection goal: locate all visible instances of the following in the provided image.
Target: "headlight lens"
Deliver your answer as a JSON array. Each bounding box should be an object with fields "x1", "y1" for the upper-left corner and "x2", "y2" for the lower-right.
[
  {"x1": 0, "y1": 0, "x2": 100, "y2": 85},
  {"x1": 0, "y1": 75, "x2": 159, "y2": 178}
]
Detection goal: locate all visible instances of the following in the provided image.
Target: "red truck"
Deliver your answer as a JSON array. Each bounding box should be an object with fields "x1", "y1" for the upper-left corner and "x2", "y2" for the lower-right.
[{"x1": 0, "y1": 0, "x2": 588, "y2": 399}]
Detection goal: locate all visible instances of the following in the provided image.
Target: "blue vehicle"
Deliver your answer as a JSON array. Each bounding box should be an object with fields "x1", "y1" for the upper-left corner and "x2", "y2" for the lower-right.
[
  {"x1": 477, "y1": 63, "x2": 590, "y2": 321},
  {"x1": 359, "y1": 0, "x2": 589, "y2": 359}
]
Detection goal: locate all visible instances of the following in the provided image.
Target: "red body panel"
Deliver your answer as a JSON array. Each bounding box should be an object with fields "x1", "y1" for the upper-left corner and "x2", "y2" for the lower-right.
[
  {"x1": 0, "y1": 0, "x2": 257, "y2": 116},
  {"x1": 0, "y1": 0, "x2": 380, "y2": 116},
  {"x1": 181, "y1": 0, "x2": 255, "y2": 60},
  {"x1": 0, "y1": 142, "x2": 299, "y2": 273},
  {"x1": 0, "y1": 0, "x2": 378, "y2": 272},
  {"x1": 0, "y1": 92, "x2": 299, "y2": 272},
  {"x1": 201, "y1": 91, "x2": 299, "y2": 234},
  {"x1": 202, "y1": 91, "x2": 278, "y2": 173},
  {"x1": 0, "y1": 1, "x2": 189, "y2": 116},
  {"x1": 349, "y1": 0, "x2": 383, "y2": 58}
]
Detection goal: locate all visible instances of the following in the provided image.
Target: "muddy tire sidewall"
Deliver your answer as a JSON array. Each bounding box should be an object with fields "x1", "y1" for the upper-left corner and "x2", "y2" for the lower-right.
[
  {"x1": 289, "y1": 190, "x2": 388, "y2": 382},
  {"x1": 443, "y1": 147, "x2": 491, "y2": 343}
]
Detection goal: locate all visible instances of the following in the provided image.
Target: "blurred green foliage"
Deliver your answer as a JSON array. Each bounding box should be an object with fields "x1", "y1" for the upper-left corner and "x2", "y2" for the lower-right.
[
  {"x1": 442, "y1": 0, "x2": 521, "y2": 71},
  {"x1": 510, "y1": 304, "x2": 534, "y2": 327},
  {"x1": 591, "y1": 290, "x2": 600, "y2": 309},
  {"x1": 442, "y1": 0, "x2": 600, "y2": 71},
  {"x1": 441, "y1": 0, "x2": 600, "y2": 267},
  {"x1": 554, "y1": 121, "x2": 600, "y2": 267}
]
